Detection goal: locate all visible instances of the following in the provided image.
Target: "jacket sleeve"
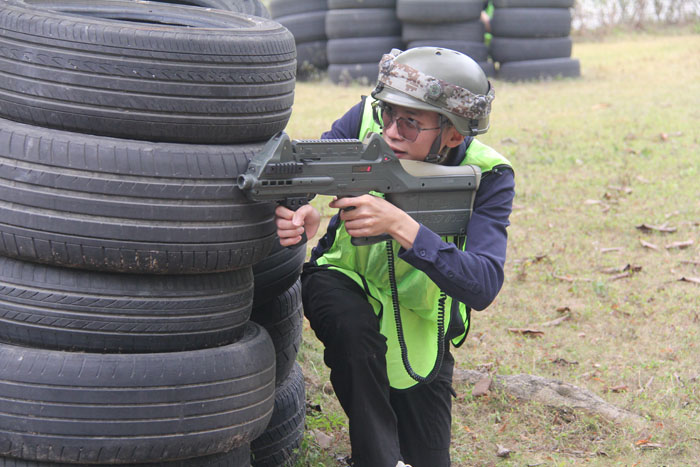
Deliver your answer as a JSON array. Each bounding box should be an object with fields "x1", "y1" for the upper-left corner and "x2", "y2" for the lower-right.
[{"x1": 398, "y1": 166, "x2": 515, "y2": 310}]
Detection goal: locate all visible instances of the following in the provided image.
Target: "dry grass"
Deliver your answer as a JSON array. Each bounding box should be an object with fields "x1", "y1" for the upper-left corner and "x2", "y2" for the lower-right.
[{"x1": 291, "y1": 27, "x2": 700, "y2": 466}]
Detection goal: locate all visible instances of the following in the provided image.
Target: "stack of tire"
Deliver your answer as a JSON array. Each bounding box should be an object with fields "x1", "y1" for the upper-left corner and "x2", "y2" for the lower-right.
[
  {"x1": 326, "y1": 0, "x2": 403, "y2": 85},
  {"x1": 489, "y1": 0, "x2": 580, "y2": 81},
  {"x1": 248, "y1": 242, "x2": 307, "y2": 467},
  {"x1": 397, "y1": 0, "x2": 494, "y2": 76},
  {"x1": 269, "y1": 0, "x2": 329, "y2": 81},
  {"x1": 0, "y1": 1, "x2": 304, "y2": 466}
]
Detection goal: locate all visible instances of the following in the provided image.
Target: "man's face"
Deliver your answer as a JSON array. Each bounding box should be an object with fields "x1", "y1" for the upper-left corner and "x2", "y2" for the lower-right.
[{"x1": 379, "y1": 103, "x2": 455, "y2": 162}]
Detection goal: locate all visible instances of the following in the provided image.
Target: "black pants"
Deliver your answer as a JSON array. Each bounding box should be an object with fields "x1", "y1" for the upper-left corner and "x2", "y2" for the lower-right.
[{"x1": 302, "y1": 267, "x2": 454, "y2": 467}]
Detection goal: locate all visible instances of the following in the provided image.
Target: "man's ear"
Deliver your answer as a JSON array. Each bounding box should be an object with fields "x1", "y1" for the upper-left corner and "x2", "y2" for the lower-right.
[{"x1": 443, "y1": 125, "x2": 466, "y2": 149}]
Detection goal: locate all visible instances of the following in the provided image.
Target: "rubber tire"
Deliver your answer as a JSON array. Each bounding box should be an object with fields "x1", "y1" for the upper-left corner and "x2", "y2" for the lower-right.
[
  {"x1": 250, "y1": 280, "x2": 303, "y2": 386},
  {"x1": 490, "y1": 8, "x2": 572, "y2": 38},
  {"x1": 0, "y1": 117, "x2": 277, "y2": 274},
  {"x1": 251, "y1": 363, "x2": 305, "y2": 467},
  {"x1": 494, "y1": 0, "x2": 574, "y2": 7},
  {"x1": 397, "y1": 0, "x2": 484, "y2": 23},
  {"x1": 497, "y1": 57, "x2": 581, "y2": 81},
  {"x1": 0, "y1": 446, "x2": 251, "y2": 467},
  {"x1": 407, "y1": 40, "x2": 488, "y2": 62},
  {"x1": 489, "y1": 36, "x2": 572, "y2": 63},
  {"x1": 0, "y1": 0, "x2": 295, "y2": 144},
  {"x1": 274, "y1": 11, "x2": 327, "y2": 43},
  {"x1": 329, "y1": 0, "x2": 396, "y2": 8},
  {"x1": 297, "y1": 40, "x2": 329, "y2": 75},
  {"x1": 0, "y1": 323, "x2": 275, "y2": 465},
  {"x1": 326, "y1": 8, "x2": 401, "y2": 39},
  {"x1": 0, "y1": 256, "x2": 254, "y2": 353},
  {"x1": 401, "y1": 19, "x2": 485, "y2": 43},
  {"x1": 269, "y1": 0, "x2": 327, "y2": 17},
  {"x1": 252, "y1": 241, "x2": 305, "y2": 305},
  {"x1": 328, "y1": 63, "x2": 380, "y2": 85},
  {"x1": 479, "y1": 60, "x2": 496, "y2": 78},
  {"x1": 144, "y1": 0, "x2": 270, "y2": 18},
  {"x1": 327, "y1": 37, "x2": 404, "y2": 65}
]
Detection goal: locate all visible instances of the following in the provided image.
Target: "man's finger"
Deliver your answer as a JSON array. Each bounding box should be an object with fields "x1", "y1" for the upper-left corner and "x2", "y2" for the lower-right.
[
  {"x1": 278, "y1": 226, "x2": 304, "y2": 238},
  {"x1": 275, "y1": 205, "x2": 295, "y2": 220}
]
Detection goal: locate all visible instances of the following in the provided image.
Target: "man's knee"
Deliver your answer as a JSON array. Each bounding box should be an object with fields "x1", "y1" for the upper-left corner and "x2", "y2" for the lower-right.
[{"x1": 301, "y1": 268, "x2": 384, "y2": 355}]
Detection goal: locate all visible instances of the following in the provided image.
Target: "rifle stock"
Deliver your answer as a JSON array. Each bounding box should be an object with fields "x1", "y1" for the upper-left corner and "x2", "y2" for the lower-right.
[{"x1": 238, "y1": 132, "x2": 481, "y2": 245}]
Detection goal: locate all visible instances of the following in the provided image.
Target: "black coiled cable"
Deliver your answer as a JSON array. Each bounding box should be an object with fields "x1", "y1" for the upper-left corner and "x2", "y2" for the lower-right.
[{"x1": 386, "y1": 240, "x2": 447, "y2": 384}]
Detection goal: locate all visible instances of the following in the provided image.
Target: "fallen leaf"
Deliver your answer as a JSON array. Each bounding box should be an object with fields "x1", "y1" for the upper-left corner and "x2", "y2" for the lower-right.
[
  {"x1": 472, "y1": 375, "x2": 492, "y2": 397},
  {"x1": 501, "y1": 137, "x2": 518, "y2": 144},
  {"x1": 609, "y1": 384, "x2": 628, "y2": 393},
  {"x1": 659, "y1": 132, "x2": 669, "y2": 141},
  {"x1": 496, "y1": 445, "x2": 512, "y2": 458},
  {"x1": 636, "y1": 223, "x2": 677, "y2": 233},
  {"x1": 508, "y1": 328, "x2": 544, "y2": 338},
  {"x1": 666, "y1": 239, "x2": 694, "y2": 250},
  {"x1": 639, "y1": 238, "x2": 659, "y2": 250},
  {"x1": 591, "y1": 103, "x2": 611, "y2": 110},
  {"x1": 679, "y1": 276, "x2": 700, "y2": 285},
  {"x1": 556, "y1": 306, "x2": 571, "y2": 313}
]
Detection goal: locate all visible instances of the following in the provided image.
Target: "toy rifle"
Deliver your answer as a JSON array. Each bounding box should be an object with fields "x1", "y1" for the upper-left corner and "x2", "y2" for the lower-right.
[{"x1": 237, "y1": 132, "x2": 481, "y2": 246}]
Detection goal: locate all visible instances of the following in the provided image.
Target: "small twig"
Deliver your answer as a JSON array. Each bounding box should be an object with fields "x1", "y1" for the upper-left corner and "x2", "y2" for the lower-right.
[
  {"x1": 666, "y1": 239, "x2": 694, "y2": 250},
  {"x1": 600, "y1": 247, "x2": 623, "y2": 254},
  {"x1": 541, "y1": 313, "x2": 571, "y2": 327},
  {"x1": 553, "y1": 273, "x2": 593, "y2": 283}
]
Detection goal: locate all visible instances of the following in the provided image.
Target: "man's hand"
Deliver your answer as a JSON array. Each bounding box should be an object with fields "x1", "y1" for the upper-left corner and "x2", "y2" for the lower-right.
[
  {"x1": 330, "y1": 195, "x2": 420, "y2": 250},
  {"x1": 275, "y1": 204, "x2": 321, "y2": 247}
]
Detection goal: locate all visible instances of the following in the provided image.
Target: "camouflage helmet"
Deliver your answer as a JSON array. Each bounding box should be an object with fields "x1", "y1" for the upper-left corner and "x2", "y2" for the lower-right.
[{"x1": 371, "y1": 47, "x2": 494, "y2": 136}]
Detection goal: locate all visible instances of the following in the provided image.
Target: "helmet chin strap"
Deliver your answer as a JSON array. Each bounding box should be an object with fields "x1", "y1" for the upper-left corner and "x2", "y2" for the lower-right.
[{"x1": 424, "y1": 118, "x2": 449, "y2": 164}]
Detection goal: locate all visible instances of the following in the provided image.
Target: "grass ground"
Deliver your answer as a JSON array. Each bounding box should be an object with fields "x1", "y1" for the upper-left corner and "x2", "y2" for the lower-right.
[{"x1": 287, "y1": 26, "x2": 700, "y2": 466}]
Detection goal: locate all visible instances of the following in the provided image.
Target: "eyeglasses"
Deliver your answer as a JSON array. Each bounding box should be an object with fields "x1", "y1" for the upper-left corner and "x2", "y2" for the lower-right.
[{"x1": 371, "y1": 101, "x2": 442, "y2": 142}]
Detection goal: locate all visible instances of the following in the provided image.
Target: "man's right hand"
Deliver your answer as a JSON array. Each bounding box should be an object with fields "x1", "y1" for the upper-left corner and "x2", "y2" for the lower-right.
[{"x1": 275, "y1": 204, "x2": 321, "y2": 247}]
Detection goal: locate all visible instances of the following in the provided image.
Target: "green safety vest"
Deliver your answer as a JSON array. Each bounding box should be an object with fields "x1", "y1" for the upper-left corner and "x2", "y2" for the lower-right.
[{"x1": 313, "y1": 98, "x2": 512, "y2": 389}]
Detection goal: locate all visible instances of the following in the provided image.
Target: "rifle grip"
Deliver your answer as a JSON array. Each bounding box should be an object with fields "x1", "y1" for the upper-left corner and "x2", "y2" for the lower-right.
[{"x1": 281, "y1": 197, "x2": 310, "y2": 249}]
